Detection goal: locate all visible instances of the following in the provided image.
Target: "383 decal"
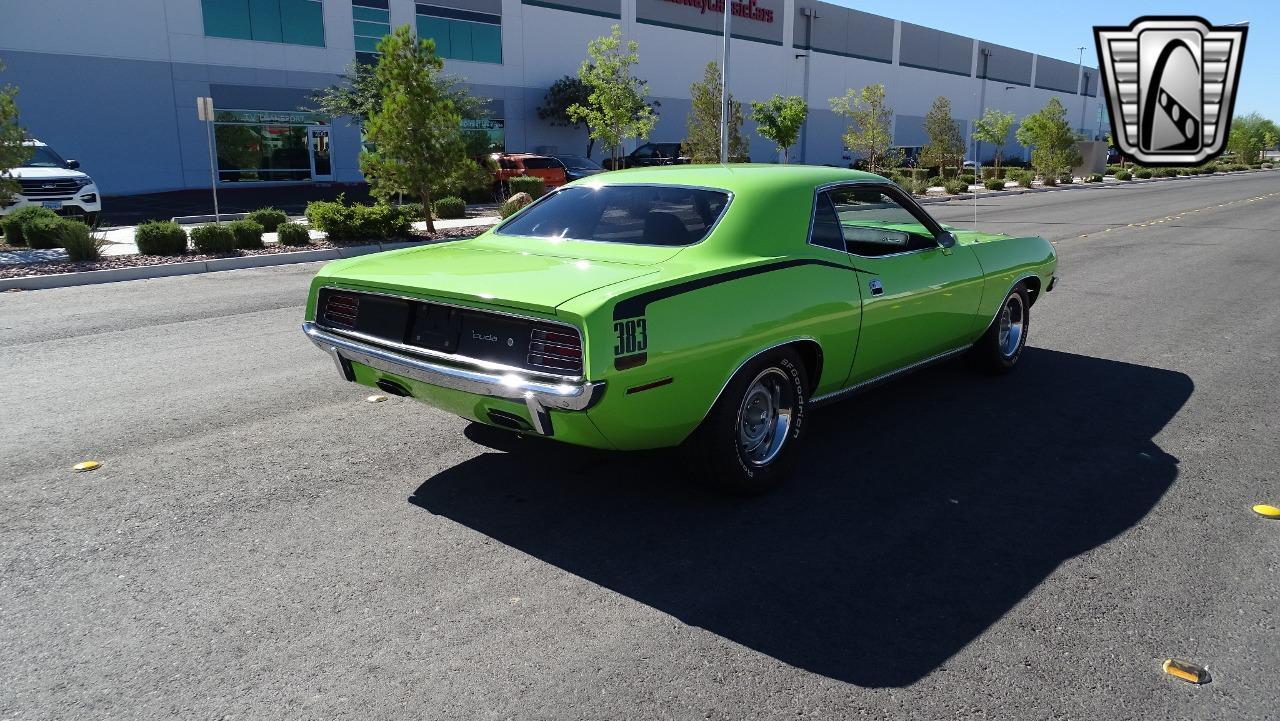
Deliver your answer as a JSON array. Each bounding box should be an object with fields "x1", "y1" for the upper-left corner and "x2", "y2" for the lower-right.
[{"x1": 613, "y1": 317, "x2": 648, "y2": 356}]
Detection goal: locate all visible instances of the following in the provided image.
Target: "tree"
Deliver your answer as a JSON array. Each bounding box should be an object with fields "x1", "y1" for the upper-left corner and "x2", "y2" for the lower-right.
[
  {"x1": 750, "y1": 94, "x2": 807, "y2": 163},
  {"x1": 1228, "y1": 112, "x2": 1274, "y2": 164},
  {"x1": 359, "y1": 25, "x2": 487, "y2": 232},
  {"x1": 972, "y1": 108, "x2": 1015, "y2": 171},
  {"x1": 310, "y1": 57, "x2": 489, "y2": 126},
  {"x1": 829, "y1": 84, "x2": 899, "y2": 174},
  {"x1": 682, "y1": 61, "x2": 748, "y2": 164},
  {"x1": 1264, "y1": 129, "x2": 1279, "y2": 156},
  {"x1": 919, "y1": 96, "x2": 965, "y2": 175},
  {"x1": 538, "y1": 76, "x2": 595, "y2": 157},
  {"x1": 0, "y1": 62, "x2": 32, "y2": 205},
  {"x1": 567, "y1": 25, "x2": 658, "y2": 168},
  {"x1": 1015, "y1": 97, "x2": 1082, "y2": 179}
]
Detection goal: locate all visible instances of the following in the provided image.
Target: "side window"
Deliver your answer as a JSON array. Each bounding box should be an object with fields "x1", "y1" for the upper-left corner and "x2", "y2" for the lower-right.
[
  {"x1": 826, "y1": 186, "x2": 939, "y2": 257},
  {"x1": 809, "y1": 193, "x2": 845, "y2": 251},
  {"x1": 633, "y1": 144, "x2": 655, "y2": 159}
]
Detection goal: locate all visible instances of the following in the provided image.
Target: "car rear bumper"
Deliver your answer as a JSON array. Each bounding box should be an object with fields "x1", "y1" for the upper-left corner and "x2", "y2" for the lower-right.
[{"x1": 302, "y1": 321, "x2": 606, "y2": 434}]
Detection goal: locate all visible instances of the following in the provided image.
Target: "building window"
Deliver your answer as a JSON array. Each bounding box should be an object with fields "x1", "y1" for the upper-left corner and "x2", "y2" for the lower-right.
[
  {"x1": 415, "y1": 4, "x2": 502, "y2": 64},
  {"x1": 213, "y1": 109, "x2": 331, "y2": 182},
  {"x1": 352, "y1": 0, "x2": 391, "y2": 56},
  {"x1": 201, "y1": 0, "x2": 326, "y2": 47}
]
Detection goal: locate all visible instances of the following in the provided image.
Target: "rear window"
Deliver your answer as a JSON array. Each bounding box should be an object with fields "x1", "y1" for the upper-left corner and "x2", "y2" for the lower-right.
[
  {"x1": 495, "y1": 185, "x2": 730, "y2": 246},
  {"x1": 520, "y1": 157, "x2": 560, "y2": 169}
]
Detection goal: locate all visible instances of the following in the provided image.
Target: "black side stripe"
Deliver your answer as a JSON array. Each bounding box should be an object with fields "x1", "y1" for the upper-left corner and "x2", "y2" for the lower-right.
[{"x1": 612, "y1": 259, "x2": 866, "y2": 321}]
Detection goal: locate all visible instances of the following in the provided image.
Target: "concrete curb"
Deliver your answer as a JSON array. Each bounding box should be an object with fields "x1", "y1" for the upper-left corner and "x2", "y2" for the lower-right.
[
  {"x1": 0, "y1": 241, "x2": 417, "y2": 291},
  {"x1": 915, "y1": 168, "x2": 1273, "y2": 204}
]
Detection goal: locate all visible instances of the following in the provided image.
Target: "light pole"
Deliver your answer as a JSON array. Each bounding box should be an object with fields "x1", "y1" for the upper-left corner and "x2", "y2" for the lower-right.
[
  {"x1": 975, "y1": 48, "x2": 991, "y2": 166},
  {"x1": 1077, "y1": 46, "x2": 1087, "y2": 134},
  {"x1": 798, "y1": 6, "x2": 817, "y2": 164},
  {"x1": 720, "y1": 0, "x2": 732, "y2": 163}
]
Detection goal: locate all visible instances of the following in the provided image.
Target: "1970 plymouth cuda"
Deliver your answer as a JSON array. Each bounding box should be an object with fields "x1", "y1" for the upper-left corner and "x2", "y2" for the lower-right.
[{"x1": 303, "y1": 165, "x2": 1057, "y2": 493}]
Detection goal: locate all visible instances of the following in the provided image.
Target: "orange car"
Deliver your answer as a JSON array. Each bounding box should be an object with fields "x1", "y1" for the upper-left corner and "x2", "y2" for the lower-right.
[{"x1": 491, "y1": 153, "x2": 567, "y2": 196}]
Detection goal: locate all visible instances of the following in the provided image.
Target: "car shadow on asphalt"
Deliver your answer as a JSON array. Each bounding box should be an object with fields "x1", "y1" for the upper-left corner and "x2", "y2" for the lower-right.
[{"x1": 407, "y1": 348, "x2": 1193, "y2": 687}]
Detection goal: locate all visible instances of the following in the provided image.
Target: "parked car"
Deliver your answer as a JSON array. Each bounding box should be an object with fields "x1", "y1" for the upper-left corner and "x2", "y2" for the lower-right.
[
  {"x1": 601, "y1": 142, "x2": 688, "y2": 170},
  {"x1": 0, "y1": 140, "x2": 101, "y2": 226},
  {"x1": 1107, "y1": 147, "x2": 1123, "y2": 165},
  {"x1": 302, "y1": 165, "x2": 1057, "y2": 493},
  {"x1": 550, "y1": 154, "x2": 605, "y2": 182},
  {"x1": 491, "y1": 153, "x2": 567, "y2": 195}
]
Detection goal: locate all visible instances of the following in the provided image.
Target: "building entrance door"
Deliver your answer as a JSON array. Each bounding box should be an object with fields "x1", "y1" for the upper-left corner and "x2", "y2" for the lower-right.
[{"x1": 308, "y1": 127, "x2": 333, "y2": 181}]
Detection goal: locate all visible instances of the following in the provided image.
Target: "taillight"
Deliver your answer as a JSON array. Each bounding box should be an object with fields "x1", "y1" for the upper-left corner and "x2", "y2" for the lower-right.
[
  {"x1": 528, "y1": 327, "x2": 583, "y2": 374},
  {"x1": 322, "y1": 293, "x2": 359, "y2": 329}
]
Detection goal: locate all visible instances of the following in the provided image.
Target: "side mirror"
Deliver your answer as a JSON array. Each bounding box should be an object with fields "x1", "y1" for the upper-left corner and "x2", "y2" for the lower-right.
[
  {"x1": 938, "y1": 231, "x2": 957, "y2": 249},
  {"x1": 66, "y1": 159, "x2": 80, "y2": 170}
]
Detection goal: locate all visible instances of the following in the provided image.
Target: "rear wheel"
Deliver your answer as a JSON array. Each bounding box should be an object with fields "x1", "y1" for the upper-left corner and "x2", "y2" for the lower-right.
[
  {"x1": 686, "y1": 348, "x2": 808, "y2": 495},
  {"x1": 969, "y1": 285, "x2": 1029, "y2": 373}
]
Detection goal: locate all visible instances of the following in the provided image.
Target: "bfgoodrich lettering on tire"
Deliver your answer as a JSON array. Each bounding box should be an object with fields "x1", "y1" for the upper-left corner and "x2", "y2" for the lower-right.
[{"x1": 687, "y1": 348, "x2": 808, "y2": 495}]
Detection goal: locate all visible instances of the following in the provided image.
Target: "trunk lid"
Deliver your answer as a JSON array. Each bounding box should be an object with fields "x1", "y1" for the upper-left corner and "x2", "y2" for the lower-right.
[{"x1": 326, "y1": 238, "x2": 665, "y2": 314}]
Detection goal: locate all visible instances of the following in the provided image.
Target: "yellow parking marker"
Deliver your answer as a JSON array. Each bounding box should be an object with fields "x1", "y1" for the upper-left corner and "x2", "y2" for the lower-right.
[
  {"x1": 366, "y1": 394, "x2": 389, "y2": 403},
  {"x1": 1252, "y1": 504, "x2": 1280, "y2": 518},
  {"x1": 1163, "y1": 659, "x2": 1210, "y2": 684},
  {"x1": 73, "y1": 461, "x2": 100, "y2": 472}
]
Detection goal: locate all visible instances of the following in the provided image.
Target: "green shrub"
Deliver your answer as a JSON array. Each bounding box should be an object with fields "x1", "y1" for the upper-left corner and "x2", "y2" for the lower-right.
[
  {"x1": 498, "y1": 192, "x2": 534, "y2": 219},
  {"x1": 134, "y1": 220, "x2": 188, "y2": 255},
  {"x1": 1114, "y1": 170, "x2": 1133, "y2": 181},
  {"x1": 276, "y1": 222, "x2": 311, "y2": 247},
  {"x1": 227, "y1": 219, "x2": 264, "y2": 249},
  {"x1": 246, "y1": 207, "x2": 287, "y2": 232},
  {"x1": 911, "y1": 168, "x2": 930, "y2": 182},
  {"x1": 304, "y1": 198, "x2": 349, "y2": 236},
  {"x1": 1005, "y1": 169, "x2": 1030, "y2": 186},
  {"x1": 983, "y1": 177, "x2": 1006, "y2": 190},
  {"x1": 1059, "y1": 174, "x2": 1075, "y2": 185},
  {"x1": 434, "y1": 196, "x2": 466, "y2": 219},
  {"x1": 1134, "y1": 168, "x2": 1153, "y2": 179},
  {"x1": 57, "y1": 220, "x2": 100, "y2": 261},
  {"x1": 1, "y1": 206, "x2": 59, "y2": 246},
  {"x1": 397, "y1": 202, "x2": 426, "y2": 221},
  {"x1": 1086, "y1": 173, "x2": 1104, "y2": 183},
  {"x1": 943, "y1": 178, "x2": 969, "y2": 195},
  {"x1": 1041, "y1": 175, "x2": 1058, "y2": 187},
  {"x1": 1154, "y1": 167, "x2": 1176, "y2": 178},
  {"x1": 1250, "y1": 163, "x2": 1262, "y2": 170},
  {"x1": 1232, "y1": 163, "x2": 1248, "y2": 172},
  {"x1": 189, "y1": 223, "x2": 237, "y2": 254},
  {"x1": 24, "y1": 216, "x2": 64, "y2": 249},
  {"x1": 508, "y1": 176, "x2": 546, "y2": 199},
  {"x1": 958, "y1": 173, "x2": 976, "y2": 185},
  {"x1": 305, "y1": 197, "x2": 410, "y2": 241},
  {"x1": 909, "y1": 178, "x2": 931, "y2": 195}
]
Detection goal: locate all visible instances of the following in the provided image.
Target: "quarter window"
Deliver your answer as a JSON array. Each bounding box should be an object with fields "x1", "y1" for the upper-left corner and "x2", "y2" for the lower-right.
[
  {"x1": 823, "y1": 186, "x2": 939, "y2": 257},
  {"x1": 201, "y1": 0, "x2": 325, "y2": 46}
]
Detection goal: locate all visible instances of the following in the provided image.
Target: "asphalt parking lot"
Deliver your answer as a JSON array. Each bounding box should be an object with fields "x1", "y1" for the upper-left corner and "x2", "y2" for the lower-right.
[{"x1": 2, "y1": 172, "x2": 1278, "y2": 719}]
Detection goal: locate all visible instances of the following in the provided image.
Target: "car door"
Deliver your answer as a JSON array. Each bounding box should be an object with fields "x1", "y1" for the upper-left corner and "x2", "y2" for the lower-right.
[{"x1": 817, "y1": 183, "x2": 985, "y2": 384}]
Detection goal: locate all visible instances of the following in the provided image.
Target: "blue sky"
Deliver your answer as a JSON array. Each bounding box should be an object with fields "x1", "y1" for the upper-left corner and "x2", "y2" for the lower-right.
[{"x1": 836, "y1": 1, "x2": 1276, "y2": 121}]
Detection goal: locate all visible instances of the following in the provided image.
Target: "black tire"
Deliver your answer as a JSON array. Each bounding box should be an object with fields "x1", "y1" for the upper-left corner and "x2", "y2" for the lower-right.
[
  {"x1": 969, "y1": 284, "x2": 1030, "y2": 374},
  {"x1": 685, "y1": 348, "x2": 809, "y2": 495}
]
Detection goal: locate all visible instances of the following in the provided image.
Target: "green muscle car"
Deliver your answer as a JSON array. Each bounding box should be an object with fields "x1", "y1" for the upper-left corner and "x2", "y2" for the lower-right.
[{"x1": 303, "y1": 165, "x2": 1057, "y2": 493}]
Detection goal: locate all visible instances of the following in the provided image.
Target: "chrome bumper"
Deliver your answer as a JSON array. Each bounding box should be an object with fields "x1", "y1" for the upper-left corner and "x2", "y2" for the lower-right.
[{"x1": 301, "y1": 322, "x2": 605, "y2": 435}]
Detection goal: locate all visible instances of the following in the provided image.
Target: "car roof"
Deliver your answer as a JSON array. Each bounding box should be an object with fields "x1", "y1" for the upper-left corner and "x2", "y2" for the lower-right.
[{"x1": 582, "y1": 163, "x2": 885, "y2": 194}]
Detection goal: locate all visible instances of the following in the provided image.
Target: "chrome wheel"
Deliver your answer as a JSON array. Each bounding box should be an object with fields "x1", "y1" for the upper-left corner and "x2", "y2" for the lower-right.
[
  {"x1": 735, "y1": 367, "x2": 795, "y2": 466},
  {"x1": 998, "y1": 293, "x2": 1026, "y2": 358}
]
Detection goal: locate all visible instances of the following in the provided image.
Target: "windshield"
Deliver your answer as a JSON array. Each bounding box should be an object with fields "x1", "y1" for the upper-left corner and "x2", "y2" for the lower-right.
[
  {"x1": 23, "y1": 146, "x2": 69, "y2": 168},
  {"x1": 556, "y1": 155, "x2": 603, "y2": 170},
  {"x1": 495, "y1": 185, "x2": 730, "y2": 246}
]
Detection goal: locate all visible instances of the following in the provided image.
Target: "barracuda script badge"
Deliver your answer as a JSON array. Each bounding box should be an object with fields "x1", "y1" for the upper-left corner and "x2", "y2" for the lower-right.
[{"x1": 1095, "y1": 16, "x2": 1247, "y2": 166}]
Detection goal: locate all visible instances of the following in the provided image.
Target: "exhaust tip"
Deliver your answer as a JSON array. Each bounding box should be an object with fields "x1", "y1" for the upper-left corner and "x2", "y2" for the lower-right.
[{"x1": 375, "y1": 379, "x2": 411, "y2": 397}]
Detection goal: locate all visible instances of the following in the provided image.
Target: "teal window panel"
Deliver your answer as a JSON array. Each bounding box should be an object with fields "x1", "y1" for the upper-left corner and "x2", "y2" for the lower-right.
[
  {"x1": 248, "y1": 0, "x2": 283, "y2": 43},
  {"x1": 353, "y1": 20, "x2": 389, "y2": 38},
  {"x1": 352, "y1": 6, "x2": 389, "y2": 23},
  {"x1": 202, "y1": 0, "x2": 253, "y2": 40},
  {"x1": 417, "y1": 16, "x2": 452, "y2": 57},
  {"x1": 354, "y1": 35, "x2": 382, "y2": 52},
  {"x1": 448, "y1": 20, "x2": 473, "y2": 61},
  {"x1": 470, "y1": 22, "x2": 501, "y2": 63},
  {"x1": 280, "y1": 0, "x2": 325, "y2": 46}
]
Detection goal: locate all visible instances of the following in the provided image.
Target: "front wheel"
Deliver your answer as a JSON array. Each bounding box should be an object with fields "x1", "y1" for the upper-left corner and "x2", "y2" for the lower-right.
[
  {"x1": 969, "y1": 285, "x2": 1030, "y2": 373},
  {"x1": 686, "y1": 349, "x2": 808, "y2": 495}
]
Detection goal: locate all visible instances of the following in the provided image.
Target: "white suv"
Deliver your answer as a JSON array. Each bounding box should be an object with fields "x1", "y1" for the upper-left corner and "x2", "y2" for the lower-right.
[{"x1": 1, "y1": 140, "x2": 102, "y2": 226}]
